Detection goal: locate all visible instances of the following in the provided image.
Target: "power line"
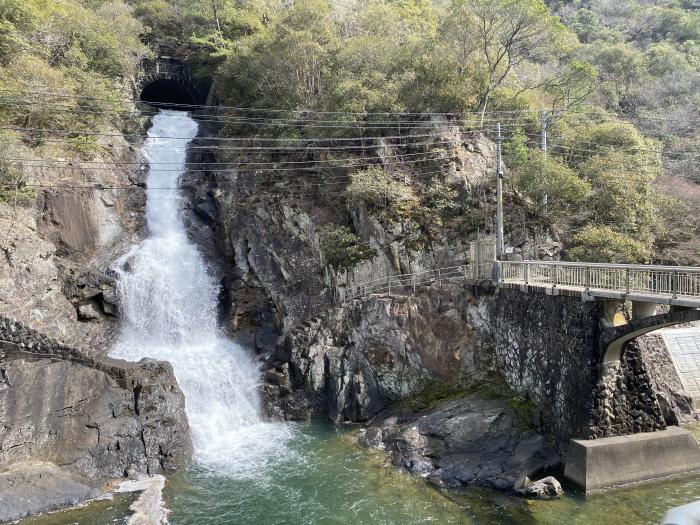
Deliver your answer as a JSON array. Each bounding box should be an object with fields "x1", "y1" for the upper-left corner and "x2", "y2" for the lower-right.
[
  {"x1": 0, "y1": 138, "x2": 457, "y2": 153},
  {"x1": 0, "y1": 89, "x2": 552, "y2": 116},
  {"x1": 0, "y1": 126, "x2": 460, "y2": 143},
  {"x1": 0, "y1": 150, "x2": 457, "y2": 171}
]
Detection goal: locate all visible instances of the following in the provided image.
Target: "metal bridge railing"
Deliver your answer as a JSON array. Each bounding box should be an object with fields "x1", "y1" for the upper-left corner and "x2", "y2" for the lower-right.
[
  {"x1": 500, "y1": 261, "x2": 700, "y2": 300},
  {"x1": 344, "y1": 264, "x2": 475, "y2": 302}
]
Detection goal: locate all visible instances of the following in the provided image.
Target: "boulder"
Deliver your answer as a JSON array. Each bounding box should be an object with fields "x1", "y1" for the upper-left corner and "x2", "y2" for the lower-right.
[
  {"x1": 516, "y1": 476, "x2": 563, "y2": 499},
  {"x1": 0, "y1": 461, "x2": 99, "y2": 523},
  {"x1": 359, "y1": 394, "x2": 561, "y2": 493}
]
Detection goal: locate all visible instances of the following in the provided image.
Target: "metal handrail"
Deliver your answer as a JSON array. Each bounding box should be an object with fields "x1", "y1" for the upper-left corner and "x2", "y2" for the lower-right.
[
  {"x1": 499, "y1": 260, "x2": 700, "y2": 300},
  {"x1": 344, "y1": 264, "x2": 473, "y2": 302},
  {"x1": 342, "y1": 257, "x2": 700, "y2": 305},
  {"x1": 345, "y1": 264, "x2": 468, "y2": 288},
  {"x1": 500, "y1": 260, "x2": 700, "y2": 272}
]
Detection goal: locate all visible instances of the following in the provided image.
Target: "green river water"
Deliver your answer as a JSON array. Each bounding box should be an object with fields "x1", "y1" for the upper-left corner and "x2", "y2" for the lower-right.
[{"x1": 20, "y1": 422, "x2": 700, "y2": 525}]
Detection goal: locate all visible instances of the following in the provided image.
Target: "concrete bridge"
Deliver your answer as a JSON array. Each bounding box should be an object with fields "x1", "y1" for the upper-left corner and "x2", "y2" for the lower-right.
[{"x1": 497, "y1": 260, "x2": 700, "y2": 362}]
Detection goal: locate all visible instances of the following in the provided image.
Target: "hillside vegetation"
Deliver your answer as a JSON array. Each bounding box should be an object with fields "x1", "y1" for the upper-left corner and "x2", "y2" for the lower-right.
[
  {"x1": 0, "y1": 0, "x2": 698, "y2": 264},
  {"x1": 0, "y1": 0, "x2": 147, "y2": 202}
]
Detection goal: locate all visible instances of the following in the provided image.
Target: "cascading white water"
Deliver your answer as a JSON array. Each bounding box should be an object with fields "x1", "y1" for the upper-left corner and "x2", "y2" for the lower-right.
[{"x1": 111, "y1": 110, "x2": 292, "y2": 476}]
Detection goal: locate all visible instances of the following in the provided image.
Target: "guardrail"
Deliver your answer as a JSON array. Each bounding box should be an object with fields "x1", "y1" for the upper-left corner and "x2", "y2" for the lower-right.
[
  {"x1": 344, "y1": 264, "x2": 474, "y2": 301},
  {"x1": 499, "y1": 261, "x2": 700, "y2": 300}
]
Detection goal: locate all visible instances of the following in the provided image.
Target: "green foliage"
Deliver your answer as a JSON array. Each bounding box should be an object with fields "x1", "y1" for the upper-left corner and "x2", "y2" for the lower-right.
[
  {"x1": 66, "y1": 135, "x2": 100, "y2": 159},
  {"x1": 411, "y1": 178, "x2": 460, "y2": 239},
  {"x1": 567, "y1": 225, "x2": 652, "y2": 264},
  {"x1": 345, "y1": 167, "x2": 417, "y2": 215},
  {"x1": 505, "y1": 137, "x2": 592, "y2": 221},
  {"x1": 0, "y1": 159, "x2": 34, "y2": 205},
  {"x1": 0, "y1": 1, "x2": 144, "y2": 136},
  {"x1": 321, "y1": 225, "x2": 376, "y2": 270}
]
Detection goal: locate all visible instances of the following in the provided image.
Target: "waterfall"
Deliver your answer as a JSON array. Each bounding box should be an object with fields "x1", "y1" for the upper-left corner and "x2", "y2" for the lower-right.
[{"x1": 110, "y1": 110, "x2": 292, "y2": 477}]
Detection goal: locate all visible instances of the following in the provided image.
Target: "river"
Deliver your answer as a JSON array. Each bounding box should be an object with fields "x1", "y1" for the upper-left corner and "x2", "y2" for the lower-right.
[{"x1": 20, "y1": 110, "x2": 699, "y2": 525}]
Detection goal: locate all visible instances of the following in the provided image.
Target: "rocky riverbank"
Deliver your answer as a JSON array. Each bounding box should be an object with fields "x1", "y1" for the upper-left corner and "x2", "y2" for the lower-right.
[{"x1": 0, "y1": 317, "x2": 192, "y2": 523}]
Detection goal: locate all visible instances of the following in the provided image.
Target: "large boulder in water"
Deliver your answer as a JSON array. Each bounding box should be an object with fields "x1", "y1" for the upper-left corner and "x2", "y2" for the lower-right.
[{"x1": 359, "y1": 394, "x2": 561, "y2": 493}]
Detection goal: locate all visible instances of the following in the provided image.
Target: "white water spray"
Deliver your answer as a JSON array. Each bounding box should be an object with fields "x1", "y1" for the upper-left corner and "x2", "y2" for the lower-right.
[{"x1": 111, "y1": 110, "x2": 292, "y2": 476}]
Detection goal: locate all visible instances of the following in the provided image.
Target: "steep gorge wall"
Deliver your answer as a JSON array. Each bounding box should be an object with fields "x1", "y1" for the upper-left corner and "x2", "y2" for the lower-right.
[
  {"x1": 257, "y1": 282, "x2": 669, "y2": 445},
  {"x1": 192, "y1": 111, "x2": 671, "y2": 446}
]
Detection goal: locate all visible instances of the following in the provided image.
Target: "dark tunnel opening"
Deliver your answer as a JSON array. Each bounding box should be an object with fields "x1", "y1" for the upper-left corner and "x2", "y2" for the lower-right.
[{"x1": 140, "y1": 79, "x2": 197, "y2": 110}]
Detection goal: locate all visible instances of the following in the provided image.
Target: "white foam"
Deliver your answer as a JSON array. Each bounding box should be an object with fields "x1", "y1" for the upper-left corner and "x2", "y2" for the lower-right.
[{"x1": 110, "y1": 110, "x2": 293, "y2": 477}]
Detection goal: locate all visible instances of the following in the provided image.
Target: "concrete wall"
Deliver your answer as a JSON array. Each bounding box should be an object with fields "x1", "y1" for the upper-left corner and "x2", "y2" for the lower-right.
[{"x1": 565, "y1": 427, "x2": 700, "y2": 491}]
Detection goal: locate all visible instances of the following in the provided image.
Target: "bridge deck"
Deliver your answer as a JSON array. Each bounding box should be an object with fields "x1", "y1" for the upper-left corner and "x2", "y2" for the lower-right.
[{"x1": 499, "y1": 261, "x2": 700, "y2": 308}]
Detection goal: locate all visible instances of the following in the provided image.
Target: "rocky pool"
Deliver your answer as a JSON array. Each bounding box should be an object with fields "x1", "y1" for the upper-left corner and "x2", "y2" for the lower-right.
[{"x1": 20, "y1": 422, "x2": 700, "y2": 525}]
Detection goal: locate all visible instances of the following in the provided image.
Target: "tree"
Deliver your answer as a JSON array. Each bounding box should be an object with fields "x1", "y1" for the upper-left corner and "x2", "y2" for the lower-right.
[
  {"x1": 567, "y1": 225, "x2": 651, "y2": 264},
  {"x1": 219, "y1": 0, "x2": 337, "y2": 110},
  {"x1": 506, "y1": 144, "x2": 592, "y2": 222},
  {"x1": 447, "y1": 0, "x2": 568, "y2": 123}
]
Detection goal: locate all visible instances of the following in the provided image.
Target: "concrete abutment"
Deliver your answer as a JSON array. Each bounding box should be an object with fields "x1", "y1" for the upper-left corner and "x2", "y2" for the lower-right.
[
  {"x1": 487, "y1": 287, "x2": 700, "y2": 492},
  {"x1": 564, "y1": 427, "x2": 700, "y2": 492}
]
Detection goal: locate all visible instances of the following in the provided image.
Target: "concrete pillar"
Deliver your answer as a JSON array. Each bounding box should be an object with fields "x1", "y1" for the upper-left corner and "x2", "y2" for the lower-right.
[{"x1": 632, "y1": 301, "x2": 658, "y2": 320}]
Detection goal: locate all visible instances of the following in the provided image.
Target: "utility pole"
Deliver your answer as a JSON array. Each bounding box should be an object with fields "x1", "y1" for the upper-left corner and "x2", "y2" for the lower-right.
[
  {"x1": 540, "y1": 109, "x2": 548, "y2": 209},
  {"x1": 496, "y1": 122, "x2": 505, "y2": 258},
  {"x1": 540, "y1": 109, "x2": 547, "y2": 153}
]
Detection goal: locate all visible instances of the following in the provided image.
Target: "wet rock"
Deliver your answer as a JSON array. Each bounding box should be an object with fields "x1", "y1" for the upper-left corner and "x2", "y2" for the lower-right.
[
  {"x1": 359, "y1": 395, "x2": 561, "y2": 493},
  {"x1": 0, "y1": 461, "x2": 99, "y2": 523},
  {"x1": 0, "y1": 318, "x2": 193, "y2": 492},
  {"x1": 516, "y1": 476, "x2": 563, "y2": 499}
]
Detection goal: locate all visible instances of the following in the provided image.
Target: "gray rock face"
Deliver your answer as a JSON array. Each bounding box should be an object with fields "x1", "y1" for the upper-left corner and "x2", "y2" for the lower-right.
[
  {"x1": 0, "y1": 127, "x2": 145, "y2": 350},
  {"x1": 0, "y1": 461, "x2": 99, "y2": 523},
  {"x1": 359, "y1": 395, "x2": 561, "y2": 492},
  {"x1": 262, "y1": 285, "x2": 486, "y2": 422},
  {"x1": 0, "y1": 317, "x2": 193, "y2": 499}
]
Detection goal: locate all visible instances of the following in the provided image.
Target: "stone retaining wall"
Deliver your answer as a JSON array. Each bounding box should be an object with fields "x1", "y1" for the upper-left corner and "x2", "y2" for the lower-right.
[
  {"x1": 486, "y1": 288, "x2": 602, "y2": 441},
  {"x1": 485, "y1": 288, "x2": 666, "y2": 442}
]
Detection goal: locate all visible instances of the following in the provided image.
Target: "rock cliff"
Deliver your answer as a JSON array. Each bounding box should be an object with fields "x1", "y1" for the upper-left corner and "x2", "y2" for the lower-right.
[
  {"x1": 0, "y1": 120, "x2": 148, "y2": 349},
  {"x1": 0, "y1": 316, "x2": 192, "y2": 521}
]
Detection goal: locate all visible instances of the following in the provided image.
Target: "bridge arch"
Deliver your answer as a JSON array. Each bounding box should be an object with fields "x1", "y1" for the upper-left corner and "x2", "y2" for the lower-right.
[
  {"x1": 601, "y1": 307, "x2": 700, "y2": 362},
  {"x1": 136, "y1": 57, "x2": 209, "y2": 109}
]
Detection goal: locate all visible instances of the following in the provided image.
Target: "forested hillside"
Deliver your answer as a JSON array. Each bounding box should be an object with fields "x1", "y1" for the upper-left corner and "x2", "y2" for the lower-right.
[
  {"x1": 1, "y1": 0, "x2": 698, "y2": 264},
  {"x1": 128, "y1": 0, "x2": 700, "y2": 264},
  {"x1": 0, "y1": 0, "x2": 147, "y2": 199}
]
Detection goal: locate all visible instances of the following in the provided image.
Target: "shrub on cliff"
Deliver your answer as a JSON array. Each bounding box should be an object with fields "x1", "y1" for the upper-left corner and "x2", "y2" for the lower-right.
[
  {"x1": 321, "y1": 225, "x2": 376, "y2": 270},
  {"x1": 345, "y1": 167, "x2": 417, "y2": 218},
  {"x1": 0, "y1": 159, "x2": 34, "y2": 205}
]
